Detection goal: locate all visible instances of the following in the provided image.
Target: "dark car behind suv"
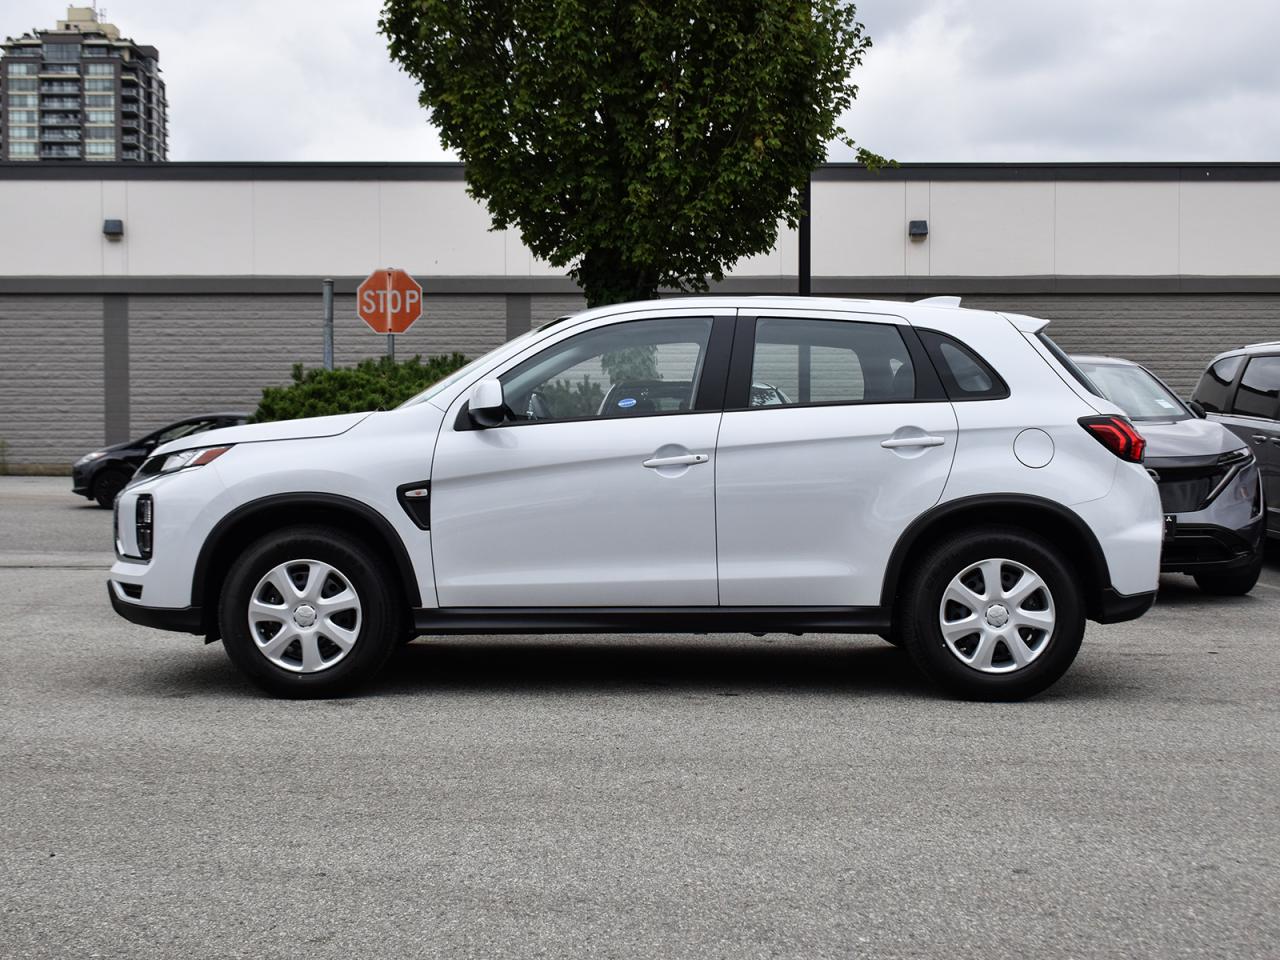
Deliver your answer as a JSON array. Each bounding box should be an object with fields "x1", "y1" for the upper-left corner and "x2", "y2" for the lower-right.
[
  {"x1": 72, "y1": 413, "x2": 249, "y2": 507},
  {"x1": 1193, "y1": 343, "x2": 1280, "y2": 540}
]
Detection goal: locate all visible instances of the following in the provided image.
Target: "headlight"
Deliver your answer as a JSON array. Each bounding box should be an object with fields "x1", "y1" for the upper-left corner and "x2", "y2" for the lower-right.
[
  {"x1": 138, "y1": 445, "x2": 232, "y2": 478},
  {"x1": 76, "y1": 450, "x2": 107, "y2": 466}
]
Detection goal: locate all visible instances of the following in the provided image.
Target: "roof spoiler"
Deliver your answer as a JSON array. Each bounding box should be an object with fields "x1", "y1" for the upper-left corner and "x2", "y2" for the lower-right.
[
  {"x1": 1002, "y1": 312, "x2": 1050, "y2": 334},
  {"x1": 915, "y1": 296, "x2": 962, "y2": 308}
]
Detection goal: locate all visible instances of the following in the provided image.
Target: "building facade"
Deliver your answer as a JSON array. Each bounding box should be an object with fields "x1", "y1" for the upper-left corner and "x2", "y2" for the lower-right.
[
  {"x1": 0, "y1": 161, "x2": 1278, "y2": 470},
  {"x1": 1, "y1": 5, "x2": 167, "y2": 163}
]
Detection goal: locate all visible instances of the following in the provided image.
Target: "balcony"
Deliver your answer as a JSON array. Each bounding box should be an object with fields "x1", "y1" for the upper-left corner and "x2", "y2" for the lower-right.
[
  {"x1": 41, "y1": 97, "x2": 80, "y2": 109},
  {"x1": 41, "y1": 114, "x2": 81, "y2": 126},
  {"x1": 40, "y1": 145, "x2": 82, "y2": 158},
  {"x1": 40, "y1": 129, "x2": 81, "y2": 141},
  {"x1": 122, "y1": 149, "x2": 140, "y2": 161},
  {"x1": 40, "y1": 82, "x2": 80, "y2": 93},
  {"x1": 38, "y1": 65, "x2": 79, "y2": 76}
]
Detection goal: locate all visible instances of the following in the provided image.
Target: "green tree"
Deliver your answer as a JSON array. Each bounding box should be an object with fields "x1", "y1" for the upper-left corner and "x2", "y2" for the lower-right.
[{"x1": 380, "y1": 0, "x2": 880, "y2": 307}]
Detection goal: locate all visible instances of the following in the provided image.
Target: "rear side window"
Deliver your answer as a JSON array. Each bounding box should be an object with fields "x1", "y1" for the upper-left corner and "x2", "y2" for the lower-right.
[
  {"x1": 749, "y1": 318, "x2": 916, "y2": 406},
  {"x1": 1231, "y1": 356, "x2": 1280, "y2": 420},
  {"x1": 918, "y1": 330, "x2": 1008, "y2": 400},
  {"x1": 1193, "y1": 355, "x2": 1245, "y2": 413}
]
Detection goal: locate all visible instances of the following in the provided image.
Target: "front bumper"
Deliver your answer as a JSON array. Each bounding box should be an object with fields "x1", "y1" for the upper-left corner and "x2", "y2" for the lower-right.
[
  {"x1": 108, "y1": 582, "x2": 204, "y2": 635},
  {"x1": 71, "y1": 464, "x2": 92, "y2": 497},
  {"x1": 1095, "y1": 587, "x2": 1158, "y2": 624},
  {"x1": 1160, "y1": 518, "x2": 1264, "y2": 574}
]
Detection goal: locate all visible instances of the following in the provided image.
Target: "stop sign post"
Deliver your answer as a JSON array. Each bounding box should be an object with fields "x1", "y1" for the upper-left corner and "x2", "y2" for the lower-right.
[{"x1": 357, "y1": 268, "x2": 423, "y2": 360}]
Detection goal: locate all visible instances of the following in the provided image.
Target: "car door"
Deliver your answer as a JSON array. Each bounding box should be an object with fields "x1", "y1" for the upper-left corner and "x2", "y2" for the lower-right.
[
  {"x1": 430, "y1": 311, "x2": 733, "y2": 607},
  {"x1": 715, "y1": 310, "x2": 958, "y2": 607},
  {"x1": 1219, "y1": 354, "x2": 1280, "y2": 534}
]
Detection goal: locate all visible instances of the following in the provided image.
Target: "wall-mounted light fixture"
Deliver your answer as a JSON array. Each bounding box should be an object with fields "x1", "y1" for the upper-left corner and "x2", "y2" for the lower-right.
[
  {"x1": 908, "y1": 219, "x2": 929, "y2": 239},
  {"x1": 103, "y1": 219, "x2": 124, "y2": 241}
]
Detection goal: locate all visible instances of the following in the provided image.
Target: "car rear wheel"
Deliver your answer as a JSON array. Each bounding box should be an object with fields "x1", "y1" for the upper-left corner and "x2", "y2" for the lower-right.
[
  {"x1": 1193, "y1": 552, "x2": 1263, "y2": 596},
  {"x1": 92, "y1": 468, "x2": 131, "y2": 508},
  {"x1": 218, "y1": 526, "x2": 400, "y2": 697},
  {"x1": 898, "y1": 528, "x2": 1085, "y2": 701}
]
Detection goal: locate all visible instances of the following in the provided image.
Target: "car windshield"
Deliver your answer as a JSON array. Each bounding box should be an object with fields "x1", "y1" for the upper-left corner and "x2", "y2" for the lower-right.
[{"x1": 1074, "y1": 360, "x2": 1190, "y2": 420}]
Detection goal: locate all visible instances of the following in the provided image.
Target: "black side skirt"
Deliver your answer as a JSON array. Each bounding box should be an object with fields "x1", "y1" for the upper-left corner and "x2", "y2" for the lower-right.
[{"x1": 412, "y1": 606, "x2": 892, "y2": 636}]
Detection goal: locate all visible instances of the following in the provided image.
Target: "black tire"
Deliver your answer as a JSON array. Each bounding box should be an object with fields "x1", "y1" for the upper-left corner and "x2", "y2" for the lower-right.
[
  {"x1": 218, "y1": 525, "x2": 400, "y2": 698},
  {"x1": 93, "y1": 468, "x2": 131, "y2": 508},
  {"x1": 1194, "y1": 552, "x2": 1263, "y2": 596},
  {"x1": 898, "y1": 527, "x2": 1085, "y2": 701}
]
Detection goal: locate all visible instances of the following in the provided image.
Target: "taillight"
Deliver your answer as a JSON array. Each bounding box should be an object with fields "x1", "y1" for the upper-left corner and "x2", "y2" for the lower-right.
[{"x1": 1079, "y1": 416, "x2": 1146, "y2": 463}]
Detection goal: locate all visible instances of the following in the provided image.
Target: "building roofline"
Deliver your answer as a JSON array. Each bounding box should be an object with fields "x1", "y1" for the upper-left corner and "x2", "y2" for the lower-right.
[{"x1": 2, "y1": 160, "x2": 1280, "y2": 182}]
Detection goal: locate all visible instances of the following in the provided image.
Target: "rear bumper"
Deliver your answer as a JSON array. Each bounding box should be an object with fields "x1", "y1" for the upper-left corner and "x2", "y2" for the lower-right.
[
  {"x1": 108, "y1": 582, "x2": 204, "y2": 635},
  {"x1": 1160, "y1": 519, "x2": 1264, "y2": 574},
  {"x1": 1095, "y1": 587, "x2": 1158, "y2": 624}
]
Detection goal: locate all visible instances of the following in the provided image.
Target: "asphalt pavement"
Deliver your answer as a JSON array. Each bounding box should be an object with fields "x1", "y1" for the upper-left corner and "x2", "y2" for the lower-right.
[{"x1": 1, "y1": 476, "x2": 1277, "y2": 959}]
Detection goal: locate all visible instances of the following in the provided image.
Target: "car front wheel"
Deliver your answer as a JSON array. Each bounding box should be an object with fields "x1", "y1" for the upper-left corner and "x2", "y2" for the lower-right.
[
  {"x1": 218, "y1": 526, "x2": 400, "y2": 697},
  {"x1": 898, "y1": 528, "x2": 1085, "y2": 701}
]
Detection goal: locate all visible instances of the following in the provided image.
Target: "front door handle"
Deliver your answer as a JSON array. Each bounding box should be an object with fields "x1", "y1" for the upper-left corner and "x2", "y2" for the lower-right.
[
  {"x1": 881, "y1": 436, "x2": 946, "y2": 449},
  {"x1": 642, "y1": 453, "x2": 709, "y2": 468},
  {"x1": 1252, "y1": 435, "x2": 1269, "y2": 444}
]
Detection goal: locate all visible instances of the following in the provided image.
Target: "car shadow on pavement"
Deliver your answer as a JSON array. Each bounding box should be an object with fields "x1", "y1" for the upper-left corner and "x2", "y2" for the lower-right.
[{"x1": 372, "y1": 638, "x2": 936, "y2": 699}]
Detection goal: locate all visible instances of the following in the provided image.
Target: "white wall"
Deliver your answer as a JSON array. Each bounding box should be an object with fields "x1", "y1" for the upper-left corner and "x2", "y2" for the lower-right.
[{"x1": 3, "y1": 174, "x2": 1278, "y2": 279}]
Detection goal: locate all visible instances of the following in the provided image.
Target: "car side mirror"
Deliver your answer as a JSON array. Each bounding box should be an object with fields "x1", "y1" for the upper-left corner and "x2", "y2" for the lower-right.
[
  {"x1": 467, "y1": 378, "x2": 507, "y2": 428},
  {"x1": 1187, "y1": 400, "x2": 1207, "y2": 419}
]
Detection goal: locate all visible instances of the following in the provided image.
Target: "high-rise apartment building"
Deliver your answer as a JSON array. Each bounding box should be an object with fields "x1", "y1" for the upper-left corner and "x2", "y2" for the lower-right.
[{"x1": 0, "y1": 5, "x2": 167, "y2": 162}]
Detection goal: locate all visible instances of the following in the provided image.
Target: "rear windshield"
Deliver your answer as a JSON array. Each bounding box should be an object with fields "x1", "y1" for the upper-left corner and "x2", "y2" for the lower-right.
[
  {"x1": 1036, "y1": 332, "x2": 1103, "y2": 398},
  {"x1": 1074, "y1": 361, "x2": 1190, "y2": 421}
]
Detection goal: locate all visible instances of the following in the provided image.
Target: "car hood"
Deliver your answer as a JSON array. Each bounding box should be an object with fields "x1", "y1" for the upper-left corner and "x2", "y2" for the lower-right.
[
  {"x1": 152, "y1": 412, "x2": 373, "y2": 457},
  {"x1": 1137, "y1": 417, "x2": 1246, "y2": 462}
]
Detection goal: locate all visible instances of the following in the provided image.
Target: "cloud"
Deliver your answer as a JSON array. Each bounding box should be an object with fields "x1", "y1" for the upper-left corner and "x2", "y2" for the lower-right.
[{"x1": 5, "y1": 0, "x2": 1279, "y2": 161}]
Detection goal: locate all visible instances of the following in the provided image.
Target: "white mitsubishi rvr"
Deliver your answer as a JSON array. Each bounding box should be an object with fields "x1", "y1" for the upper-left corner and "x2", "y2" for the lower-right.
[{"x1": 108, "y1": 296, "x2": 1163, "y2": 700}]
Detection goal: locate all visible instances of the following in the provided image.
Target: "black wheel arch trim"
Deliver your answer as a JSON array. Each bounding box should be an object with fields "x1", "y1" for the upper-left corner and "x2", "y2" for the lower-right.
[
  {"x1": 190, "y1": 492, "x2": 422, "y2": 613},
  {"x1": 879, "y1": 493, "x2": 1116, "y2": 617}
]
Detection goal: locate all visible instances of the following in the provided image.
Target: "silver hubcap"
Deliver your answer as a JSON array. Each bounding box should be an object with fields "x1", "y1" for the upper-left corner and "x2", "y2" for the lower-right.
[
  {"x1": 938, "y1": 558, "x2": 1055, "y2": 674},
  {"x1": 247, "y1": 559, "x2": 362, "y2": 673}
]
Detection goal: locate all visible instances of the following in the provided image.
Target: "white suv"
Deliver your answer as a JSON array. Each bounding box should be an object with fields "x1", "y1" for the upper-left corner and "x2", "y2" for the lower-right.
[{"x1": 108, "y1": 297, "x2": 1162, "y2": 700}]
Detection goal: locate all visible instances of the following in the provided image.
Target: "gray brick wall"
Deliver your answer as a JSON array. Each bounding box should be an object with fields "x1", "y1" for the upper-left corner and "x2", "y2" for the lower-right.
[
  {"x1": 961, "y1": 295, "x2": 1280, "y2": 395},
  {"x1": 0, "y1": 295, "x2": 104, "y2": 469},
  {"x1": 2, "y1": 290, "x2": 1277, "y2": 469},
  {"x1": 127, "y1": 294, "x2": 507, "y2": 439}
]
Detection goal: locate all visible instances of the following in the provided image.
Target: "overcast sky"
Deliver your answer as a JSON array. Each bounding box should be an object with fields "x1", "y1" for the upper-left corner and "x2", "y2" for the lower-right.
[{"x1": 5, "y1": 0, "x2": 1280, "y2": 162}]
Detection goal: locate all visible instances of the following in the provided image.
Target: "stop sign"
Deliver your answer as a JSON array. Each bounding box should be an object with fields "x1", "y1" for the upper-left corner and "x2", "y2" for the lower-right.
[{"x1": 357, "y1": 268, "x2": 423, "y2": 335}]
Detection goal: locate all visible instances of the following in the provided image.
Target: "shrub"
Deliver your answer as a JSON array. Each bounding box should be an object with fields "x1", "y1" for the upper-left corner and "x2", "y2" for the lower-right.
[{"x1": 253, "y1": 354, "x2": 469, "y2": 422}]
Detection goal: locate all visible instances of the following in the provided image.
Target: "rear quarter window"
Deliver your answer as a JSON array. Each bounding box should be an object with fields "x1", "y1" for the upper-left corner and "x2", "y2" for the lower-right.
[{"x1": 917, "y1": 330, "x2": 1009, "y2": 400}]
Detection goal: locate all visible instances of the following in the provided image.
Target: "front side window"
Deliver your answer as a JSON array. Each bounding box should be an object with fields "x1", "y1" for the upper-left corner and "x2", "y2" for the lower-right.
[
  {"x1": 498, "y1": 317, "x2": 714, "y2": 423},
  {"x1": 1231, "y1": 356, "x2": 1280, "y2": 420},
  {"x1": 749, "y1": 318, "x2": 915, "y2": 406},
  {"x1": 1193, "y1": 355, "x2": 1244, "y2": 413}
]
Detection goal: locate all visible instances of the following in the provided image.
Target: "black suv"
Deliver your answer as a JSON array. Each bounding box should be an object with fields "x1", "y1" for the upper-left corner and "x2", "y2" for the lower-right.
[
  {"x1": 1192, "y1": 343, "x2": 1280, "y2": 540},
  {"x1": 72, "y1": 413, "x2": 248, "y2": 507}
]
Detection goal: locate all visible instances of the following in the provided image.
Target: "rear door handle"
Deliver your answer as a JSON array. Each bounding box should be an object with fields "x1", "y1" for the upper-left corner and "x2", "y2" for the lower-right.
[
  {"x1": 881, "y1": 436, "x2": 946, "y2": 449},
  {"x1": 643, "y1": 454, "x2": 709, "y2": 468}
]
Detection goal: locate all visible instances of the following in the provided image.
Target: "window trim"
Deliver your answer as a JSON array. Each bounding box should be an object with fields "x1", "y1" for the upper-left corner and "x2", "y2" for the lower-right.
[
  {"x1": 454, "y1": 314, "x2": 735, "y2": 431},
  {"x1": 723, "y1": 314, "x2": 946, "y2": 412},
  {"x1": 917, "y1": 328, "x2": 1011, "y2": 402},
  {"x1": 1227, "y1": 353, "x2": 1280, "y2": 421}
]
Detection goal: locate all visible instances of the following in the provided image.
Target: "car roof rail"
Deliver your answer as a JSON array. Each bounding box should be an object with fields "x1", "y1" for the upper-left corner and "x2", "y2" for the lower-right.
[
  {"x1": 915, "y1": 296, "x2": 962, "y2": 308},
  {"x1": 1242, "y1": 339, "x2": 1280, "y2": 349}
]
